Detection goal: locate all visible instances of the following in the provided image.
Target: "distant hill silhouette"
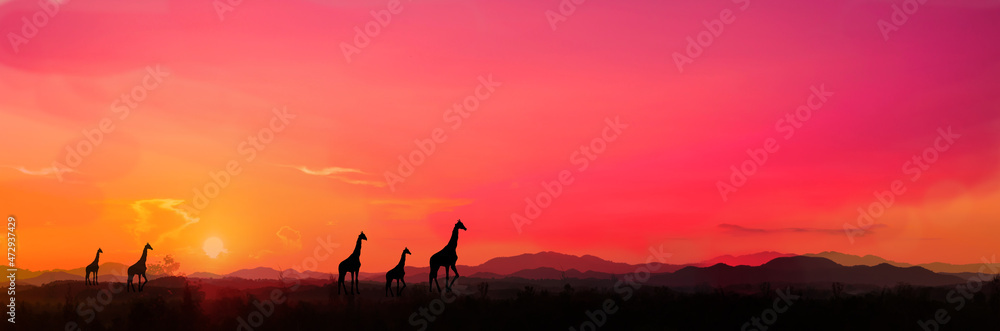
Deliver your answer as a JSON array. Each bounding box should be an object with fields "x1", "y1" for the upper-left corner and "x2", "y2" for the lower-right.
[
  {"x1": 509, "y1": 267, "x2": 569, "y2": 280},
  {"x1": 22, "y1": 251, "x2": 999, "y2": 286},
  {"x1": 473, "y1": 251, "x2": 650, "y2": 274},
  {"x1": 653, "y1": 256, "x2": 965, "y2": 287},
  {"x1": 803, "y1": 251, "x2": 905, "y2": 267},
  {"x1": 22, "y1": 273, "x2": 129, "y2": 286},
  {"x1": 20, "y1": 262, "x2": 129, "y2": 279},
  {"x1": 696, "y1": 251, "x2": 796, "y2": 267},
  {"x1": 504, "y1": 267, "x2": 615, "y2": 280},
  {"x1": 396, "y1": 251, "x2": 688, "y2": 279},
  {"x1": 804, "y1": 251, "x2": 1000, "y2": 274},
  {"x1": 224, "y1": 267, "x2": 335, "y2": 280},
  {"x1": 187, "y1": 272, "x2": 223, "y2": 279},
  {"x1": 21, "y1": 271, "x2": 80, "y2": 286},
  {"x1": 227, "y1": 267, "x2": 284, "y2": 280}
]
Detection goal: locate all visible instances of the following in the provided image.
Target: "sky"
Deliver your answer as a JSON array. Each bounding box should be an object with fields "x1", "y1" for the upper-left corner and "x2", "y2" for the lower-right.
[{"x1": 1, "y1": 0, "x2": 999, "y2": 274}]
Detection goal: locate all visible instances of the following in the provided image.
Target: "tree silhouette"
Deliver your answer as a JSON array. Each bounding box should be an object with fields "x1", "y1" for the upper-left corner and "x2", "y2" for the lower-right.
[{"x1": 147, "y1": 254, "x2": 181, "y2": 277}]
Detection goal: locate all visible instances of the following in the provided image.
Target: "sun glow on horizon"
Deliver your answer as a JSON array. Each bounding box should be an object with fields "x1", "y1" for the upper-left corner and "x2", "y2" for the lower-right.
[{"x1": 203, "y1": 237, "x2": 228, "y2": 259}]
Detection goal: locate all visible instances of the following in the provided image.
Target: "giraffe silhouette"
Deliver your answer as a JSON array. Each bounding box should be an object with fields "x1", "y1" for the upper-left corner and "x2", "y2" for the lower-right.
[
  {"x1": 338, "y1": 232, "x2": 367, "y2": 295},
  {"x1": 385, "y1": 247, "x2": 411, "y2": 297},
  {"x1": 127, "y1": 243, "x2": 153, "y2": 292},
  {"x1": 85, "y1": 248, "x2": 102, "y2": 286},
  {"x1": 430, "y1": 219, "x2": 466, "y2": 292}
]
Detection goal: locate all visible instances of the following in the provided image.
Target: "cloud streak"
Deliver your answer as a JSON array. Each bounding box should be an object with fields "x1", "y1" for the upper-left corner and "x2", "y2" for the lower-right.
[
  {"x1": 250, "y1": 249, "x2": 274, "y2": 259},
  {"x1": 278, "y1": 164, "x2": 385, "y2": 187},
  {"x1": 3, "y1": 165, "x2": 75, "y2": 177},
  {"x1": 291, "y1": 166, "x2": 366, "y2": 176},
  {"x1": 128, "y1": 199, "x2": 201, "y2": 246}
]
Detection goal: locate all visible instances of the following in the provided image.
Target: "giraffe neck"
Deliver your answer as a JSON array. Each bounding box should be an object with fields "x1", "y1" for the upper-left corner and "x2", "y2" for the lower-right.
[
  {"x1": 93, "y1": 251, "x2": 101, "y2": 264},
  {"x1": 352, "y1": 237, "x2": 363, "y2": 257},
  {"x1": 396, "y1": 252, "x2": 407, "y2": 268},
  {"x1": 446, "y1": 227, "x2": 459, "y2": 249},
  {"x1": 139, "y1": 247, "x2": 149, "y2": 263}
]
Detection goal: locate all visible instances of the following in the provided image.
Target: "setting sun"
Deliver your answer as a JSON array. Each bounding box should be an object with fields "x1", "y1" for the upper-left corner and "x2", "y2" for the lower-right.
[{"x1": 203, "y1": 237, "x2": 227, "y2": 259}]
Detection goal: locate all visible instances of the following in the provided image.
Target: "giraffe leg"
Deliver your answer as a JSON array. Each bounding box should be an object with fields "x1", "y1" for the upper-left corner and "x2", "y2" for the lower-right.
[
  {"x1": 339, "y1": 272, "x2": 346, "y2": 295},
  {"x1": 399, "y1": 279, "x2": 406, "y2": 296},
  {"x1": 430, "y1": 273, "x2": 436, "y2": 292},
  {"x1": 430, "y1": 265, "x2": 442, "y2": 292},
  {"x1": 449, "y1": 265, "x2": 460, "y2": 288},
  {"x1": 444, "y1": 267, "x2": 451, "y2": 292},
  {"x1": 354, "y1": 271, "x2": 360, "y2": 294}
]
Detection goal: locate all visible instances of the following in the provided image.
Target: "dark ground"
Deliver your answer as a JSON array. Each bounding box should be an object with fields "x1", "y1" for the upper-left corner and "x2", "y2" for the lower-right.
[{"x1": 12, "y1": 276, "x2": 1000, "y2": 330}]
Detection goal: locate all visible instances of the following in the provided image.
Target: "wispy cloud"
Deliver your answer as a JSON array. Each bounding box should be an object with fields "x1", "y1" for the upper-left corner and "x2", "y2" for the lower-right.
[
  {"x1": 276, "y1": 226, "x2": 302, "y2": 249},
  {"x1": 277, "y1": 164, "x2": 385, "y2": 187},
  {"x1": 295, "y1": 166, "x2": 365, "y2": 176},
  {"x1": 326, "y1": 176, "x2": 386, "y2": 187},
  {"x1": 2, "y1": 165, "x2": 76, "y2": 177},
  {"x1": 250, "y1": 249, "x2": 274, "y2": 259},
  {"x1": 128, "y1": 199, "x2": 200, "y2": 246},
  {"x1": 719, "y1": 223, "x2": 887, "y2": 235}
]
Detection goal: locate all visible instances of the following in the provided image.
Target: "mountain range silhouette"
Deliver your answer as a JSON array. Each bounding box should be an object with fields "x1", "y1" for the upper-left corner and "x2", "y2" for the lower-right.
[{"x1": 20, "y1": 251, "x2": 999, "y2": 287}]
